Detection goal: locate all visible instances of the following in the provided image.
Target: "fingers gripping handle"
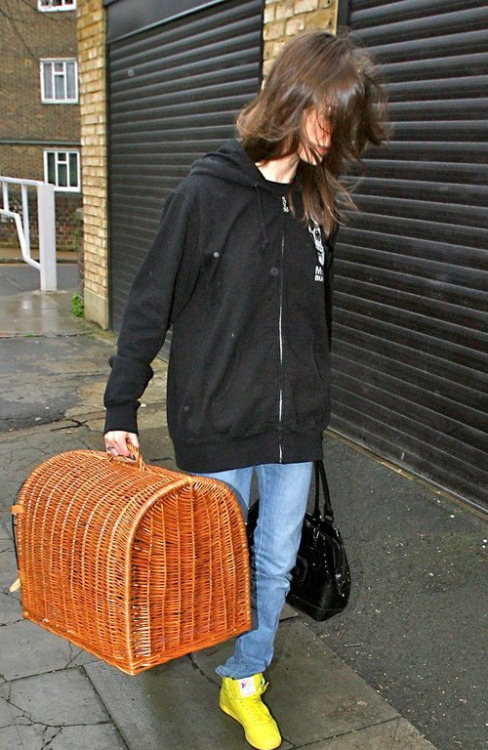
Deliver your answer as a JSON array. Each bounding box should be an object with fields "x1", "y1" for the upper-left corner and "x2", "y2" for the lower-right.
[{"x1": 108, "y1": 440, "x2": 146, "y2": 471}]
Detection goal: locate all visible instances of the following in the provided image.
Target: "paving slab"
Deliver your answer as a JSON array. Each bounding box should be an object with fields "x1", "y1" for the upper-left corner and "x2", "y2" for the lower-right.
[
  {"x1": 2, "y1": 668, "x2": 111, "y2": 737},
  {"x1": 85, "y1": 656, "x2": 274, "y2": 750},
  {"x1": 0, "y1": 718, "x2": 127, "y2": 750},
  {"x1": 0, "y1": 618, "x2": 98, "y2": 682},
  {"x1": 0, "y1": 526, "x2": 17, "y2": 585},
  {"x1": 0, "y1": 263, "x2": 79, "y2": 297},
  {"x1": 0, "y1": 591, "x2": 21, "y2": 631},
  {"x1": 0, "y1": 724, "x2": 56, "y2": 750},
  {"x1": 39, "y1": 724, "x2": 128, "y2": 750},
  {"x1": 0, "y1": 334, "x2": 114, "y2": 431},
  {"x1": 7, "y1": 669, "x2": 109, "y2": 724},
  {"x1": 85, "y1": 619, "x2": 406, "y2": 750},
  {"x1": 194, "y1": 620, "x2": 398, "y2": 746},
  {"x1": 304, "y1": 718, "x2": 438, "y2": 749},
  {"x1": 311, "y1": 436, "x2": 488, "y2": 750},
  {"x1": 0, "y1": 288, "x2": 93, "y2": 337},
  {"x1": 0, "y1": 526, "x2": 23, "y2": 629}
]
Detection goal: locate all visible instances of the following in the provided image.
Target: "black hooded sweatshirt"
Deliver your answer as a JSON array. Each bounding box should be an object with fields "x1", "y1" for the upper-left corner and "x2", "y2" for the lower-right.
[{"x1": 104, "y1": 140, "x2": 335, "y2": 473}]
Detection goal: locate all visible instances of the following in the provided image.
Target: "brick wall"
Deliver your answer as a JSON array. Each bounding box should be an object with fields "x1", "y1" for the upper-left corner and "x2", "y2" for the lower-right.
[
  {"x1": 0, "y1": 0, "x2": 81, "y2": 254},
  {"x1": 77, "y1": 0, "x2": 109, "y2": 328},
  {"x1": 0, "y1": 146, "x2": 41, "y2": 181},
  {"x1": 0, "y1": 0, "x2": 79, "y2": 145},
  {"x1": 0, "y1": 191, "x2": 80, "y2": 251},
  {"x1": 0, "y1": 144, "x2": 81, "y2": 251},
  {"x1": 263, "y1": 0, "x2": 339, "y2": 75}
]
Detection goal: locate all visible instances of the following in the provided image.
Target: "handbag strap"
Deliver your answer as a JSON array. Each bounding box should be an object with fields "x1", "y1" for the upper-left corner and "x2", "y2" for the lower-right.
[{"x1": 312, "y1": 460, "x2": 334, "y2": 523}]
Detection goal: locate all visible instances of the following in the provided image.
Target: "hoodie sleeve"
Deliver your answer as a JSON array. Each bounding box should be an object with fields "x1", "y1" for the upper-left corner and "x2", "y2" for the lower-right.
[{"x1": 104, "y1": 190, "x2": 197, "y2": 434}]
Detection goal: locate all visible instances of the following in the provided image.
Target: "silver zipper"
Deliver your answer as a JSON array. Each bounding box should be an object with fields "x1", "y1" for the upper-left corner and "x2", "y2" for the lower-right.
[
  {"x1": 278, "y1": 233, "x2": 285, "y2": 462},
  {"x1": 277, "y1": 194, "x2": 288, "y2": 461}
]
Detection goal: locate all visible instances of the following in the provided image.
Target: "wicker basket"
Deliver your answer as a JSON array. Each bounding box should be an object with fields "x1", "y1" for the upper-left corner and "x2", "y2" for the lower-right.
[{"x1": 12, "y1": 450, "x2": 251, "y2": 675}]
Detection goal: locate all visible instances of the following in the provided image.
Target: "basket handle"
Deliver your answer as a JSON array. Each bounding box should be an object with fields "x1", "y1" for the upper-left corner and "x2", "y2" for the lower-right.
[
  {"x1": 108, "y1": 440, "x2": 146, "y2": 471},
  {"x1": 10, "y1": 498, "x2": 24, "y2": 592}
]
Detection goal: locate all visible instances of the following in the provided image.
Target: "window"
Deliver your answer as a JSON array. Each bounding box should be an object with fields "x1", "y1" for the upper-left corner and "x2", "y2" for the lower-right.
[
  {"x1": 44, "y1": 150, "x2": 81, "y2": 191},
  {"x1": 40, "y1": 60, "x2": 78, "y2": 103},
  {"x1": 38, "y1": 0, "x2": 76, "y2": 11}
]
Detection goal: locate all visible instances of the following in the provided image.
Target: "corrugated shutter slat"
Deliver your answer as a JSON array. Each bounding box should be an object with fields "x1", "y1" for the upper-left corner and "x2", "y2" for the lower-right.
[
  {"x1": 107, "y1": 0, "x2": 264, "y2": 333},
  {"x1": 333, "y1": 0, "x2": 487, "y2": 510}
]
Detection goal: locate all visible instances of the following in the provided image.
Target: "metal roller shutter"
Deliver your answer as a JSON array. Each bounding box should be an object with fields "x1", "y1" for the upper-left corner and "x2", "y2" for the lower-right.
[
  {"x1": 334, "y1": 0, "x2": 488, "y2": 510},
  {"x1": 106, "y1": 0, "x2": 264, "y2": 332}
]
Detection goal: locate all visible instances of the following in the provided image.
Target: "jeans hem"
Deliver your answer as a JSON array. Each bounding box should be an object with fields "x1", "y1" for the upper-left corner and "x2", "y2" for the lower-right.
[{"x1": 215, "y1": 665, "x2": 265, "y2": 679}]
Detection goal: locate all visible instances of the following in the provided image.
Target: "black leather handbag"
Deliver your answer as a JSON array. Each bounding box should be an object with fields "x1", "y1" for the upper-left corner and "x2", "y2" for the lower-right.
[{"x1": 247, "y1": 459, "x2": 351, "y2": 621}]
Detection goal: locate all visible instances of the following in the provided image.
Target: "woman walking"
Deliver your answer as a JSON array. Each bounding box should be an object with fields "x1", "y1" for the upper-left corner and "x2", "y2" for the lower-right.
[{"x1": 104, "y1": 31, "x2": 387, "y2": 750}]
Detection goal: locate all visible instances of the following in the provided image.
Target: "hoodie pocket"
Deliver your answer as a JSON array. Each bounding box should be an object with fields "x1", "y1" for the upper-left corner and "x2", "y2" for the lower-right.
[
  {"x1": 211, "y1": 343, "x2": 278, "y2": 439},
  {"x1": 286, "y1": 341, "x2": 330, "y2": 433}
]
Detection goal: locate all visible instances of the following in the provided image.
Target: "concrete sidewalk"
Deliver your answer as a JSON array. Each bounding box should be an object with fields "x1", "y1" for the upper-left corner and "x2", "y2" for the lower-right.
[{"x1": 0, "y1": 266, "x2": 486, "y2": 750}]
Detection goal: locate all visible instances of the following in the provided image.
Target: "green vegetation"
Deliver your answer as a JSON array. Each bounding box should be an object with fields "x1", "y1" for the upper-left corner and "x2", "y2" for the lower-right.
[{"x1": 71, "y1": 291, "x2": 84, "y2": 318}]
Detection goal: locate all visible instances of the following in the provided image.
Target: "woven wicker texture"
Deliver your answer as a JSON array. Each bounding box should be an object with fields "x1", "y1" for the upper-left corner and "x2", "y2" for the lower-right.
[{"x1": 13, "y1": 450, "x2": 252, "y2": 675}]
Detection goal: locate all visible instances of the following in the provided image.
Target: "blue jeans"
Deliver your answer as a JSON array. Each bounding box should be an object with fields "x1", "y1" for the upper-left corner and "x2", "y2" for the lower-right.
[{"x1": 198, "y1": 462, "x2": 313, "y2": 679}]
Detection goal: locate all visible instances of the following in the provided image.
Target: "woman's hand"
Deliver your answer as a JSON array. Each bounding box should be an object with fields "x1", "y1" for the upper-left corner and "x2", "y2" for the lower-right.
[{"x1": 104, "y1": 431, "x2": 140, "y2": 457}]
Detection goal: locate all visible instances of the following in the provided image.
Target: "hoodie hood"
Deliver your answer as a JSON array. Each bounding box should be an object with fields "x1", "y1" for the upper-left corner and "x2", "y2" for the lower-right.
[
  {"x1": 189, "y1": 139, "x2": 299, "y2": 254},
  {"x1": 190, "y1": 139, "x2": 271, "y2": 190},
  {"x1": 190, "y1": 139, "x2": 301, "y2": 202}
]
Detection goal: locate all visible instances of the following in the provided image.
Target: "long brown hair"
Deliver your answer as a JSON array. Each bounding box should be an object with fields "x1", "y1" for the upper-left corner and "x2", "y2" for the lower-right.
[{"x1": 236, "y1": 31, "x2": 388, "y2": 233}]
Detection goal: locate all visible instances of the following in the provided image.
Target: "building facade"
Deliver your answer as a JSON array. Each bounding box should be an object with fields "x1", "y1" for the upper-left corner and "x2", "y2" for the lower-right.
[
  {"x1": 77, "y1": 0, "x2": 487, "y2": 510},
  {"x1": 329, "y1": 0, "x2": 487, "y2": 512},
  {"x1": 0, "y1": 0, "x2": 81, "y2": 249},
  {"x1": 77, "y1": 0, "x2": 339, "y2": 329}
]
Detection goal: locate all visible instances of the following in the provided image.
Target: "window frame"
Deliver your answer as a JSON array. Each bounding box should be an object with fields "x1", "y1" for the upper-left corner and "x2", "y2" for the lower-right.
[
  {"x1": 38, "y1": 0, "x2": 76, "y2": 12},
  {"x1": 40, "y1": 59, "x2": 78, "y2": 104},
  {"x1": 43, "y1": 149, "x2": 81, "y2": 192}
]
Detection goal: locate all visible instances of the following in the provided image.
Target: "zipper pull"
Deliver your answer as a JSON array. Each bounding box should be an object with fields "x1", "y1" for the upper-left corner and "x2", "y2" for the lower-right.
[{"x1": 282, "y1": 195, "x2": 290, "y2": 213}]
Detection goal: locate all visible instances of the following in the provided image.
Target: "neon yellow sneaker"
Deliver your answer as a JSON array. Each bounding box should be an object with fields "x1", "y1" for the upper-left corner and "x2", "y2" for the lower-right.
[{"x1": 219, "y1": 673, "x2": 282, "y2": 750}]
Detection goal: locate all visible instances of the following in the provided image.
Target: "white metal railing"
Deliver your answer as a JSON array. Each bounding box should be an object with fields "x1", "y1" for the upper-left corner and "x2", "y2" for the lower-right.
[{"x1": 0, "y1": 176, "x2": 57, "y2": 291}]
